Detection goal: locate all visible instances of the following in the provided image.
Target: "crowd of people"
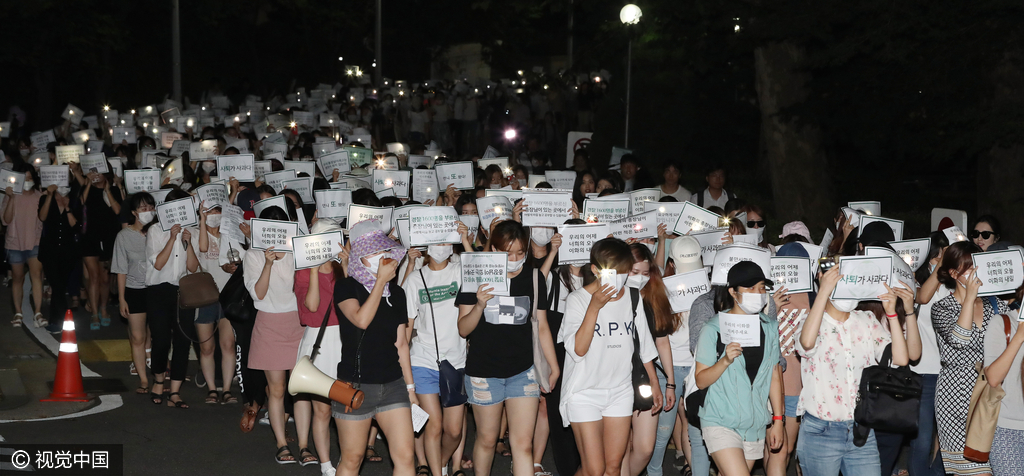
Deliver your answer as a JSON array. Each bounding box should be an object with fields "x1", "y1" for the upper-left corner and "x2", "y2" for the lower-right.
[{"x1": 3, "y1": 79, "x2": 1024, "y2": 476}]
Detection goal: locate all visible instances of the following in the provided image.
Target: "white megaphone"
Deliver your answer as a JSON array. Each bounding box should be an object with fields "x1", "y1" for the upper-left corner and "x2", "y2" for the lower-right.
[{"x1": 289, "y1": 356, "x2": 364, "y2": 410}]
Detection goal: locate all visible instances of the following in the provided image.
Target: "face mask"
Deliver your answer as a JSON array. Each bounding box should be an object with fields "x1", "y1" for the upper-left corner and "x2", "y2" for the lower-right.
[
  {"x1": 489, "y1": 184, "x2": 500, "y2": 189},
  {"x1": 645, "y1": 242, "x2": 657, "y2": 255},
  {"x1": 831, "y1": 299, "x2": 859, "y2": 313},
  {"x1": 23, "y1": 181, "x2": 34, "y2": 190},
  {"x1": 531, "y1": 227, "x2": 554, "y2": 246},
  {"x1": 137, "y1": 211, "x2": 156, "y2": 224},
  {"x1": 169, "y1": 176, "x2": 183, "y2": 186},
  {"x1": 737, "y1": 292, "x2": 767, "y2": 314},
  {"x1": 754, "y1": 227, "x2": 765, "y2": 243},
  {"x1": 626, "y1": 274, "x2": 650, "y2": 290},
  {"x1": 201, "y1": 162, "x2": 215, "y2": 172},
  {"x1": 19, "y1": 148, "x2": 30, "y2": 157},
  {"x1": 206, "y1": 215, "x2": 222, "y2": 228},
  {"x1": 929, "y1": 263, "x2": 937, "y2": 274},
  {"x1": 507, "y1": 256, "x2": 526, "y2": 273},
  {"x1": 365, "y1": 251, "x2": 390, "y2": 275},
  {"x1": 613, "y1": 274, "x2": 628, "y2": 291},
  {"x1": 427, "y1": 245, "x2": 452, "y2": 263}
]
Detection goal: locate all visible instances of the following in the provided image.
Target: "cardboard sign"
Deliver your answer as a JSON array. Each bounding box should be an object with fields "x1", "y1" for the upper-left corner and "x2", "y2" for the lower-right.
[
  {"x1": 720, "y1": 314, "x2": 762, "y2": 347},
  {"x1": 196, "y1": 182, "x2": 229, "y2": 209},
  {"x1": 477, "y1": 196, "x2": 514, "y2": 231},
  {"x1": 583, "y1": 198, "x2": 629, "y2": 223},
  {"x1": 664, "y1": 269, "x2": 711, "y2": 313},
  {"x1": 407, "y1": 155, "x2": 433, "y2": 169},
  {"x1": 932, "y1": 208, "x2": 968, "y2": 234},
  {"x1": 848, "y1": 201, "x2": 881, "y2": 216},
  {"x1": 264, "y1": 170, "x2": 297, "y2": 193},
  {"x1": 292, "y1": 232, "x2": 344, "y2": 270},
  {"x1": 674, "y1": 202, "x2": 723, "y2": 234},
  {"x1": 544, "y1": 170, "x2": 577, "y2": 191},
  {"x1": 0, "y1": 170, "x2": 25, "y2": 194},
  {"x1": 521, "y1": 189, "x2": 574, "y2": 227},
  {"x1": 347, "y1": 147, "x2": 373, "y2": 168},
  {"x1": 770, "y1": 257, "x2": 814, "y2": 293},
  {"x1": 372, "y1": 170, "x2": 412, "y2": 198},
  {"x1": 216, "y1": 154, "x2": 256, "y2": 182},
  {"x1": 189, "y1": 139, "x2": 218, "y2": 160},
  {"x1": 644, "y1": 201, "x2": 685, "y2": 231},
  {"x1": 565, "y1": 131, "x2": 593, "y2": 168},
  {"x1": 112, "y1": 126, "x2": 137, "y2": 144},
  {"x1": 890, "y1": 238, "x2": 931, "y2": 272},
  {"x1": 478, "y1": 157, "x2": 510, "y2": 172},
  {"x1": 691, "y1": 228, "x2": 729, "y2": 264},
  {"x1": 347, "y1": 205, "x2": 394, "y2": 232},
  {"x1": 156, "y1": 197, "x2": 199, "y2": 231},
  {"x1": 459, "y1": 214, "x2": 480, "y2": 243},
  {"x1": 412, "y1": 169, "x2": 439, "y2": 203},
  {"x1": 556, "y1": 223, "x2": 610, "y2": 265},
  {"x1": 610, "y1": 210, "x2": 657, "y2": 240},
  {"x1": 314, "y1": 189, "x2": 352, "y2": 219},
  {"x1": 317, "y1": 149, "x2": 351, "y2": 176},
  {"x1": 39, "y1": 165, "x2": 70, "y2": 190},
  {"x1": 435, "y1": 162, "x2": 475, "y2": 191},
  {"x1": 283, "y1": 160, "x2": 316, "y2": 177},
  {"x1": 858, "y1": 216, "x2": 904, "y2": 242},
  {"x1": 461, "y1": 252, "x2": 509, "y2": 296},
  {"x1": 124, "y1": 169, "x2": 161, "y2": 194},
  {"x1": 251, "y1": 218, "x2": 299, "y2": 251},
  {"x1": 973, "y1": 249, "x2": 1024, "y2": 297},
  {"x1": 864, "y1": 246, "x2": 916, "y2": 292},
  {"x1": 253, "y1": 195, "x2": 289, "y2": 219},
  {"x1": 710, "y1": 244, "x2": 772, "y2": 286},
  {"x1": 79, "y1": 153, "x2": 109, "y2": 174},
  {"x1": 409, "y1": 206, "x2": 461, "y2": 246},
  {"x1": 629, "y1": 188, "x2": 662, "y2": 215},
  {"x1": 55, "y1": 144, "x2": 84, "y2": 164},
  {"x1": 831, "y1": 255, "x2": 894, "y2": 301},
  {"x1": 943, "y1": 226, "x2": 968, "y2": 244}
]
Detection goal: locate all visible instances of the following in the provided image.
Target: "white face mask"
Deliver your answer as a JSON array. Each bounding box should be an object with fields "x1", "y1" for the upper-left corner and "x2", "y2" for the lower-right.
[
  {"x1": 169, "y1": 176, "x2": 183, "y2": 186},
  {"x1": 507, "y1": 256, "x2": 526, "y2": 273},
  {"x1": 23, "y1": 181, "x2": 34, "y2": 190},
  {"x1": 736, "y1": 292, "x2": 767, "y2": 314},
  {"x1": 365, "y1": 251, "x2": 391, "y2": 275},
  {"x1": 427, "y1": 245, "x2": 452, "y2": 263},
  {"x1": 201, "y1": 162, "x2": 215, "y2": 172},
  {"x1": 754, "y1": 227, "x2": 765, "y2": 243},
  {"x1": 531, "y1": 227, "x2": 554, "y2": 246},
  {"x1": 831, "y1": 299, "x2": 859, "y2": 313},
  {"x1": 929, "y1": 263, "x2": 937, "y2": 274},
  {"x1": 489, "y1": 184, "x2": 500, "y2": 189},
  {"x1": 19, "y1": 148, "x2": 30, "y2": 157},
  {"x1": 206, "y1": 214, "x2": 221, "y2": 228},
  {"x1": 137, "y1": 211, "x2": 156, "y2": 225},
  {"x1": 626, "y1": 274, "x2": 650, "y2": 290}
]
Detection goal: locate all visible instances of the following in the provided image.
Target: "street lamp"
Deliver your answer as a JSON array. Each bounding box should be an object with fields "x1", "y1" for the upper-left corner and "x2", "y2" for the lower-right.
[{"x1": 620, "y1": 4, "x2": 641, "y2": 148}]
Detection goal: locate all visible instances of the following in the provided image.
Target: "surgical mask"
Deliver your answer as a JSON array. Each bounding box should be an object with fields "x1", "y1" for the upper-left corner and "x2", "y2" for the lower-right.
[
  {"x1": 489, "y1": 184, "x2": 500, "y2": 189},
  {"x1": 737, "y1": 292, "x2": 767, "y2": 314},
  {"x1": 201, "y1": 162, "x2": 215, "y2": 172},
  {"x1": 169, "y1": 176, "x2": 183, "y2": 186},
  {"x1": 754, "y1": 227, "x2": 765, "y2": 243},
  {"x1": 206, "y1": 215, "x2": 222, "y2": 228},
  {"x1": 365, "y1": 252, "x2": 390, "y2": 275},
  {"x1": 137, "y1": 211, "x2": 156, "y2": 224},
  {"x1": 507, "y1": 256, "x2": 526, "y2": 273},
  {"x1": 531, "y1": 227, "x2": 554, "y2": 246},
  {"x1": 831, "y1": 299, "x2": 859, "y2": 313},
  {"x1": 626, "y1": 274, "x2": 650, "y2": 290},
  {"x1": 929, "y1": 263, "x2": 937, "y2": 274},
  {"x1": 427, "y1": 245, "x2": 452, "y2": 263},
  {"x1": 23, "y1": 181, "x2": 34, "y2": 190},
  {"x1": 19, "y1": 148, "x2": 30, "y2": 158},
  {"x1": 645, "y1": 242, "x2": 657, "y2": 255}
]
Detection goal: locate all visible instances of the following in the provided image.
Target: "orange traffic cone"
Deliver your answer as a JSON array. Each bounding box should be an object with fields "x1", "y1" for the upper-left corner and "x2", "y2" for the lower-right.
[{"x1": 40, "y1": 310, "x2": 90, "y2": 402}]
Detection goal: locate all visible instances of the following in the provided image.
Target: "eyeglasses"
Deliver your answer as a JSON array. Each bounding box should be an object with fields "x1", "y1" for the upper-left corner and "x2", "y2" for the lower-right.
[
  {"x1": 969, "y1": 230, "x2": 995, "y2": 240},
  {"x1": 747, "y1": 220, "x2": 766, "y2": 228}
]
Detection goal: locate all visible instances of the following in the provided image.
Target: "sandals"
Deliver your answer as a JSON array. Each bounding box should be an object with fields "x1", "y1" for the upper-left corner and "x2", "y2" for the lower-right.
[
  {"x1": 135, "y1": 386, "x2": 149, "y2": 395},
  {"x1": 240, "y1": 402, "x2": 259, "y2": 433},
  {"x1": 11, "y1": 313, "x2": 23, "y2": 327},
  {"x1": 415, "y1": 465, "x2": 431, "y2": 476},
  {"x1": 365, "y1": 446, "x2": 383, "y2": 463},
  {"x1": 298, "y1": 448, "x2": 318, "y2": 466},
  {"x1": 495, "y1": 438, "x2": 512, "y2": 457},
  {"x1": 205, "y1": 390, "x2": 219, "y2": 404},
  {"x1": 534, "y1": 464, "x2": 552, "y2": 476},
  {"x1": 33, "y1": 313, "x2": 47, "y2": 328},
  {"x1": 221, "y1": 391, "x2": 238, "y2": 404},
  {"x1": 150, "y1": 382, "x2": 165, "y2": 404},
  {"x1": 90, "y1": 314, "x2": 101, "y2": 331},
  {"x1": 166, "y1": 392, "x2": 189, "y2": 409},
  {"x1": 100, "y1": 315, "x2": 111, "y2": 327},
  {"x1": 275, "y1": 446, "x2": 297, "y2": 465}
]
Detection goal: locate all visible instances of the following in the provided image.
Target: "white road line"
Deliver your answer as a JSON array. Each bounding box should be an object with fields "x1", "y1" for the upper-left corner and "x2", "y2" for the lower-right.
[{"x1": 0, "y1": 394, "x2": 123, "y2": 424}]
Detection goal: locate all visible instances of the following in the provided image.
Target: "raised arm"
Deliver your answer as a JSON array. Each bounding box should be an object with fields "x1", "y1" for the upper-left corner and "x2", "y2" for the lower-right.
[{"x1": 337, "y1": 259, "x2": 397, "y2": 329}]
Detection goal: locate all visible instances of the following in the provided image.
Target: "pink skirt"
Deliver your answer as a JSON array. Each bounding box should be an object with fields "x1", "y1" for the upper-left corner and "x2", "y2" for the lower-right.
[{"x1": 249, "y1": 310, "x2": 304, "y2": 371}]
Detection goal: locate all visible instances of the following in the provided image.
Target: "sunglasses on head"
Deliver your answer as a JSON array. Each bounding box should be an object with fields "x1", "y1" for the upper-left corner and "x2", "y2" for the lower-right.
[
  {"x1": 747, "y1": 220, "x2": 766, "y2": 228},
  {"x1": 969, "y1": 230, "x2": 995, "y2": 240}
]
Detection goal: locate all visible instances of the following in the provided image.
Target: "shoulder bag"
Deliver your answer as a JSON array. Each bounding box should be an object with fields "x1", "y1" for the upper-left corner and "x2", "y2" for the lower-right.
[
  {"x1": 420, "y1": 269, "x2": 468, "y2": 407},
  {"x1": 963, "y1": 314, "x2": 1011, "y2": 463},
  {"x1": 630, "y1": 287, "x2": 655, "y2": 412},
  {"x1": 853, "y1": 344, "x2": 924, "y2": 435},
  {"x1": 531, "y1": 268, "x2": 554, "y2": 393}
]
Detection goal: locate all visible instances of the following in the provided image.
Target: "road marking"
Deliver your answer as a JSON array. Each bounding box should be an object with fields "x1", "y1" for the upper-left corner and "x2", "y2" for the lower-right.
[{"x1": 0, "y1": 394, "x2": 123, "y2": 423}]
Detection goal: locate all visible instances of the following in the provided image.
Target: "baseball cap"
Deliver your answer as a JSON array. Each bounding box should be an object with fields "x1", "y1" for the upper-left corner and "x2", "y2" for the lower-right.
[
  {"x1": 727, "y1": 261, "x2": 773, "y2": 289},
  {"x1": 669, "y1": 236, "x2": 703, "y2": 273}
]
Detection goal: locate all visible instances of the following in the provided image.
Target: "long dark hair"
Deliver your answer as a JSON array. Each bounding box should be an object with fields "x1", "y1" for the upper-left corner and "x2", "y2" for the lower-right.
[
  {"x1": 937, "y1": 241, "x2": 982, "y2": 290},
  {"x1": 127, "y1": 192, "x2": 156, "y2": 226},
  {"x1": 630, "y1": 243, "x2": 679, "y2": 336},
  {"x1": 141, "y1": 188, "x2": 190, "y2": 233},
  {"x1": 915, "y1": 231, "x2": 949, "y2": 285}
]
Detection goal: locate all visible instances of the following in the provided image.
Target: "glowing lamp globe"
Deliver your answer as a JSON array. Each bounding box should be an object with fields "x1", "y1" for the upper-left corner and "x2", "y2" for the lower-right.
[{"x1": 620, "y1": 4, "x2": 642, "y2": 25}]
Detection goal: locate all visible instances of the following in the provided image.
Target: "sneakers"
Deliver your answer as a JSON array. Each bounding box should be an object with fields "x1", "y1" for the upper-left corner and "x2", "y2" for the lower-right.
[
  {"x1": 321, "y1": 465, "x2": 336, "y2": 476},
  {"x1": 258, "y1": 411, "x2": 295, "y2": 425}
]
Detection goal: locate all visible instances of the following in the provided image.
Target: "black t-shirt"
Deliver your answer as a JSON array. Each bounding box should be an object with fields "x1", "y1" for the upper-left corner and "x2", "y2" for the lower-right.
[
  {"x1": 334, "y1": 277, "x2": 407, "y2": 384},
  {"x1": 455, "y1": 265, "x2": 549, "y2": 379},
  {"x1": 81, "y1": 185, "x2": 122, "y2": 241}
]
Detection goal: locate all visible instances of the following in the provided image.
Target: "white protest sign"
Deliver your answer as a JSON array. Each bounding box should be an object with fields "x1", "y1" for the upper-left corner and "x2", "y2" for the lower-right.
[
  {"x1": 461, "y1": 252, "x2": 509, "y2": 296},
  {"x1": 347, "y1": 147, "x2": 374, "y2": 168},
  {"x1": 264, "y1": 170, "x2": 297, "y2": 193},
  {"x1": 932, "y1": 208, "x2": 968, "y2": 234},
  {"x1": 864, "y1": 246, "x2": 916, "y2": 292},
  {"x1": 372, "y1": 170, "x2": 412, "y2": 198},
  {"x1": 859, "y1": 216, "x2": 904, "y2": 242},
  {"x1": 124, "y1": 169, "x2": 161, "y2": 194},
  {"x1": 31, "y1": 130, "x2": 57, "y2": 150},
  {"x1": 664, "y1": 269, "x2": 711, "y2": 313},
  {"x1": 527, "y1": 174, "x2": 546, "y2": 188},
  {"x1": 407, "y1": 155, "x2": 433, "y2": 169},
  {"x1": 459, "y1": 214, "x2": 480, "y2": 243},
  {"x1": 156, "y1": 197, "x2": 199, "y2": 231},
  {"x1": 283, "y1": 177, "x2": 314, "y2": 204},
  {"x1": 112, "y1": 126, "x2": 137, "y2": 144},
  {"x1": 629, "y1": 188, "x2": 662, "y2": 215},
  {"x1": 292, "y1": 232, "x2": 344, "y2": 270},
  {"x1": 482, "y1": 146, "x2": 500, "y2": 158},
  {"x1": 189, "y1": 139, "x2": 218, "y2": 160},
  {"x1": 798, "y1": 242, "x2": 825, "y2": 262},
  {"x1": 565, "y1": 131, "x2": 593, "y2": 168},
  {"x1": 283, "y1": 160, "x2": 316, "y2": 177},
  {"x1": 376, "y1": 188, "x2": 396, "y2": 199},
  {"x1": 39, "y1": 165, "x2": 70, "y2": 190},
  {"x1": 216, "y1": 154, "x2": 256, "y2": 182},
  {"x1": 831, "y1": 255, "x2": 894, "y2": 301},
  {"x1": 160, "y1": 132, "x2": 183, "y2": 149},
  {"x1": 56, "y1": 144, "x2": 84, "y2": 164},
  {"x1": 476, "y1": 196, "x2": 514, "y2": 231},
  {"x1": 710, "y1": 244, "x2": 772, "y2": 286},
  {"x1": 819, "y1": 228, "x2": 834, "y2": 249},
  {"x1": 79, "y1": 153, "x2": 110, "y2": 174},
  {"x1": 28, "y1": 151, "x2": 50, "y2": 169},
  {"x1": 544, "y1": 171, "x2": 577, "y2": 191},
  {"x1": 0, "y1": 170, "x2": 25, "y2": 194},
  {"x1": 890, "y1": 238, "x2": 931, "y2": 272},
  {"x1": 335, "y1": 175, "x2": 371, "y2": 190},
  {"x1": 435, "y1": 162, "x2": 475, "y2": 190},
  {"x1": 196, "y1": 182, "x2": 229, "y2": 209},
  {"x1": 720, "y1": 314, "x2": 762, "y2": 347},
  {"x1": 848, "y1": 201, "x2": 881, "y2": 216},
  {"x1": 254, "y1": 160, "x2": 273, "y2": 181},
  {"x1": 674, "y1": 202, "x2": 722, "y2": 234},
  {"x1": 412, "y1": 169, "x2": 439, "y2": 203},
  {"x1": 62, "y1": 103, "x2": 84, "y2": 125},
  {"x1": 973, "y1": 250, "x2": 1024, "y2": 298},
  {"x1": 292, "y1": 111, "x2": 316, "y2": 128},
  {"x1": 609, "y1": 210, "x2": 657, "y2": 240},
  {"x1": 409, "y1": 206, "x2": 462, "y2": 246},
  {"x1": 347, "y1": 205, "x2": 395, "y2": 232},
  {"x1": 251, "y1": 219, "x2": 299, "y2": 251},
  {"x1": 556, "y1": 223, "x2": 610, "y2": 265},
  {"x1": 312, "y1": 141, "x2": 336, "y2": 159},
  {"x1": 107, "y1": 158, "x2": 123, "y2": 179},
  {"x1": 170, "y1": 140, "x2": 191, "y2": 157},
  {"x1": 770, "y1": 257, "x2": 814, "y2": 293},
  {"x1": 485, "y1": 188, "x2": 523, "y2": 203},
  {"x1": 219, "y1": 205, "x2": 246, "y2": 244},
  {"x1": 263, "y1": 141, "x2": 289, "y2": 158},
  {"x1": 645, "y1": 201, "x2": 685, "y2": 231},
  {"x1": 943, "y1": 226, "x2": 968, "y2": 244},
  {"x1": 314, "y1": 189, "x2": 352, "y2": 219},
  {"x1": 583, "y1": 198, "x2": 629, "y2": 223},
  {"x1": 150, "y1": 189, "x2": 172, "y2": 204},
  {"x1": 521, "y1": 189, "x2": 574, "y2": 227},
  {"x1": 253, "y1": 195, "x2": 289, "y2": 219},
  {"x1": 841, "y1": 207, "x2": 863, "y2": 228},
  {"x1": 478, "y1": 157, "x2": 510, "y2": 172},
  {"x1": 317, "y1": 149, "x2": 351, "y2": 176},
  {"x1": 85, "y1": 140, "x2": 104, "y2": 155},
  {"x1": 691, "y1": 228, "x2": 729, "y2": 264},
  {"x1": 732, "y1": 233, "x2": 760, "y2": 246},
  {"x1": 395, "y1": 218, "x2": 413, "y2": 248}
]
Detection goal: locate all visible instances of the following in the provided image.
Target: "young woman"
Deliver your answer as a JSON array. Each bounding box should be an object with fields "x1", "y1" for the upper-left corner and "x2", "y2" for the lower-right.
[
  {"x1": 457, "y1": 220, "x2": 559, "y2": 476},
  {"x1": 196, "y1": 203, "x2": 237, "y2": 405},
  {"x1": 796, "y1": 266, "x2": 910, "y2": 476},
  {"x1": 571, "y1": 172, "x2": 596, "y2": 209},
  {"x1": 982, "y1": 291, "x2": 1024, "y2": 476},
  {"x1": 659, "y1": 163, "x2": 691, "y2": 202},
  {"x1": 559, "y1": 238, "x2": 660, "y2": 476},
  {"x1": 403, "y1": 240, "x2": 467, "y2": 476},
  {"x1": 38, "y1": 182, "x2": 81, "y2": 333},
  {"x1": 80, "y1": 169, "x2": 123, "y2": 329},
  {"x1": 970, "y1": 215, "x2": 1001, "y2": 252},
  {"x1": 144, "y1": 188, "x2": 198, "y2": 409},
  {"x1": 3, "y1": 165, "x2": 44, "y2": 327},
  {"x1": 333, "y1": 219, "x2": 416, "y2": 476},
  {"x1": 932, "y1": 241, "x2": 1011, "y2": 475},
  {"x1": 739, "y1": 204, "x2": 770, "y2": 251},
  {"x1": 112, "y1": 192, "x2": 155, "y2": 394},
  {"x1": 243, "y1": 206, "x2": 305, "y2": 463},
  {"x1": 694, "y1": 261, "x2": 784, "y2": 476}
]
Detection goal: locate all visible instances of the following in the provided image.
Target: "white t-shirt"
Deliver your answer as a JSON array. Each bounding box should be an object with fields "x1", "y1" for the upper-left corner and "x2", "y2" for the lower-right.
[
  {"x1": 408, "y1": 110, "x2": 429, "y2": 134},
  {"x1": 689, "y1": 189, "x2": 732, "y2": 210},
  {"x1": 546, "y1": 271, "x2": 583, "y2": 314},
  {"x1": 198, "y1": 229, "x2": 232, "y2": 290},
  {"x1": 669, "y1": 310, "x2": 694, "y2": 367},
  {"x1": 912, "y1": 285, "x2": 951, "y2": 375},
  {"x1": 558, "y1": 287, "x2": 658, "y2": 426},
  {"x1": 145, "y1": 225, "x2": 198, "y2": 286},
  {"x1": 242, "y1": 247, "x2": 297, "y2": 313},
  {"x1": 403, "y1": 261, "x2": 468, "y2": 370},
  {"x1": 661, "y1": 184, "x2": 692, "y2": 203}
]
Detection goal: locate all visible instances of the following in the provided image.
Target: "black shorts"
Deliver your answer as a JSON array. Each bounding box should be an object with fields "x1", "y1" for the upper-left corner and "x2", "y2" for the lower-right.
[{"x1": 123, "y1": 287, "x2": 147, "y2": 314}]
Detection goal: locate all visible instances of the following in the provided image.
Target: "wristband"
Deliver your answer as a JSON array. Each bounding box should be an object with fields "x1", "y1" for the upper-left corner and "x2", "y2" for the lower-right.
[
  {"x1": 905, "y1": 312, "x2": 916, "y2": 317},
  {"x1": 665, "y1": 384, "x2": 676, "y2": 389},
  {"x1": 406, "y1": 384, "x2": 416, "y2": 391},
  {"x1": 772, "y1": 415, "x2": 784, "y2": 421},
  {"x1": 886, "y1": 313, "x2": 898, "y2": 318}
]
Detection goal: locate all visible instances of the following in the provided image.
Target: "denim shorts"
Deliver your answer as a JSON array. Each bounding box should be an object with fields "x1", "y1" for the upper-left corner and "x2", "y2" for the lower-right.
[
  {"x1": 413, "y1": 366, "x2": 440, "y2": 395},
  {"x1": 785, "y1": 395, "x2": 800, "y2": 419},
  {"x1": 332, "y1": 377, "x2": 411, "y2": 421},
  {"x1": 465, "y1": 366, "x2": 539, "y2": 406},
  {"x1": 6, "y1": 246, "x2": 39, "y2": 264},
  {"x1": 194, "y1": 302, "x2": 223, "y2": 324}
]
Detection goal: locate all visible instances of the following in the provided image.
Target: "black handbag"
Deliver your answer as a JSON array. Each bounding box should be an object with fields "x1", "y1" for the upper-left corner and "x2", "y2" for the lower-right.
[
  {"x1": 854, "y1": 344, "x2": 923, "y2": 435},
  {"x1": 220, "y1": 265, "x2": 255, "y2": 323},
  {"x1": 628, "y1": 288, "x2": 655, "y2": 412},
  {"x1": 420, "y1": 269, "x2": 468, "y2": 407}
]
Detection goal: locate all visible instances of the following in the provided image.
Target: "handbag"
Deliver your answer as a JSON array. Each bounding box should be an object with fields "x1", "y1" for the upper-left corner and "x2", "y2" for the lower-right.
[
  {"x1": 531, "y1": 268, "x2": 554, "y2": 393},
  {"x1": 963, "y1": 314, "x2": 1011, "y2": 463},
  {"x1": 307, "y1": 293, "x2": 364, "y2": 411},
  {"x1": 220, "y1": 265, "x2": 255, "y2": 323},
  {"x1": 420, "y1": 269, "x2": 468, "y2": 407},
  {"x1": 853, "y1": 344, "x2": 924, "y2": 435},
  {"x1": 629, "y1": 287, "x2": 655, "y2": 412},
  {"x1": 178, "y1": 245, "x2": 220, "y2": 309}
]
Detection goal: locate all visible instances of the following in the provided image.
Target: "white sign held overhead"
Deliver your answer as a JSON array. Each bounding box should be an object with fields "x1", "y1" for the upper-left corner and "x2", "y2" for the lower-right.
[
  {"x1": 216, "y1": 154, "x2": 256, "y2": 182},
  {"x1": 124, "y1": 169, "x2": 161, "y2": 194},
  {"x1": 521, "y1": 189, "x2": 574, "y2": 227},
  {"x1": 710, "y1": 244, "x2": 772, "y2": 286},
  {"x1": 292, "y1": 232, "x2": 345, "y2": 270},
  {"x1": 251, "y1": 219, "x2": 299, "y2": 252},
  {"x1": 0, "y1": 170, "x2": 26, "y2": 194},
  {"x1": 263, "y1": 170, "x2": 297, "y2": 194},
  {"x1": 476, "y1": 196, "x2": 514, "y2": 231},
  {"x1": 156, "y1": 197, "x2": 199, "y2": 231},
  {"x1": 973, "y1": 250, "x2": 1024, "y2": 298},
  {"x1": 282, "y1": 177, "x2": 314, "y2": 204},
  {"x1": 409, "y1": 206, "x2": 462, "y2": 246},
  {"x1": 583, "y1": 198, "x2": 629, "y2": 223},
  {"x1": 863, "y1": 246, "x2": 916, "y2": 292},
  {"x1": 253, "y1": 195, "x2": 290, "y2": 219},
  {"x1": 435, "y1": 162, "x2": 475, "y2": 191},
  {"x1": 859, "y1": 216, "x2": 904, "y2": 242},
  {"x1": 831, "y1": 255, "x2": 894, "y2": 301},
  {"x1": 663, "y1": 268, "x2": 711, "y2": 313},
  {"x1": 195, "y1": 182, "x2": 229, "y2": 209},
  {"x1": 55, "y1": 144, "x2": 84, "y2": 165},
  {"x1": 283, "y1": 160, "x2": 316, "y2": 177},
  {"x1": 39, "y1": 165, "x2": 70, "y2": 191},
  {"x1": 544, "y1": 171, "x2": 577, "y2": 191},
  {"x1": 347, "y1": 205, "x2": 395, "y2": 233},
  {"x1": 674, "y1": 202, "x2": 723, "y2": 235},
  {"x1": 556, "y1": 223, "x2": 610, "y2": 265},
  {"x1": 943, "y1": 226, "x2": 968, "y2": 244},
  {"x1": 645, "y1": 201, "x2": 685, "y2": 230},
  {"x1": 79, "y1": 153, "x2": 109, "y2": 174},
  {"x1": 314, "y1": 189, "x2": 353, "y2": 219},
  {"x1": 317, "y1": 149, "x2": 351, "y2": 176},
  {"x1": 770, "y1": 257, "x2": 814, "y2": 293},
  {"x1": 609, "y1": 210, "x2": 657, "y2": 240},
  {"x1": 848, "y1": 201, "x2": 881, "y2": 216},
  {"x1": 412, "y1": 169, "x2": 439, "y2": 203},
  {"x1": 692, "y1": 228, "x2": 729, "y2": 264},
  {"x1": 889, "y1": 238, "x2": 931, "y2": 272},
  {"x1": 478, "y1": 157, "x2": 510, "y2": 172},
  {"x1": 189, "y1": 139, "x2": 218, "y2": 160},
  {"x1": 629, "y1": 188, "x2": 662, "y2": 215},
  {"x1": 461, "y1": 252, "x2": 509, "y2": 296},
  {"x1": 372, "y1": 170, "x2": 412, "y2": 198}
]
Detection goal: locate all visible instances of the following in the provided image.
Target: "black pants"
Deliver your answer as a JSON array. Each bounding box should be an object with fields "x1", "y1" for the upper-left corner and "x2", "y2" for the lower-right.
[
  {"x1": 230, "y1": 314, "x2": 267, "y2": 408},
  {"x1": 544, "y1": 311, "x2": 581, "y2": 476},
  {"x1": 147, "y1": 283, "x2": 192, "y2": 382},
  {"x1": 41, "y1": 256, "x2": 74, "y2": 325},
  {"x1": 875, "y1": 430, "x2": 905, "y2": 476}
]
